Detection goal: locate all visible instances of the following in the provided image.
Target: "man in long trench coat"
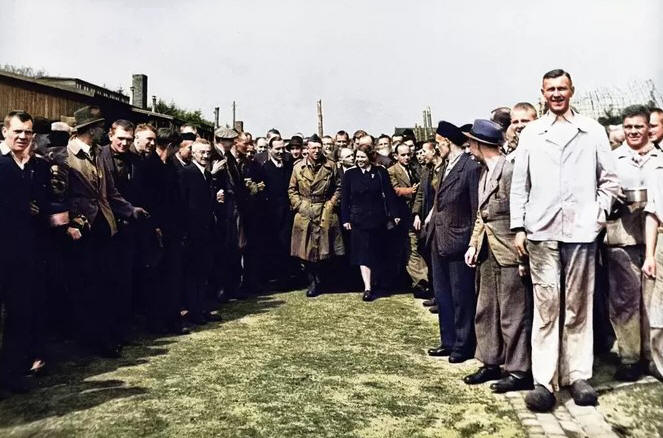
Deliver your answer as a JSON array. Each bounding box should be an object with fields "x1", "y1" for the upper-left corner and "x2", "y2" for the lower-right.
[{"x1": 288, "y1": 134, "x2": 345, "y2": 297}]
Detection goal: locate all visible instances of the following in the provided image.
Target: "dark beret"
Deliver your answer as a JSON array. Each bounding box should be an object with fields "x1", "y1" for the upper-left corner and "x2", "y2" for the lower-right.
[{"x1": 436, "y1": 121, "x2": 466, "y2": 147}]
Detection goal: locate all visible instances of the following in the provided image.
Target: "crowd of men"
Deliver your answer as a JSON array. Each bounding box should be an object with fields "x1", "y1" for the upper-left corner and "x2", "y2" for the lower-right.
[{"x1": 1, "y1": 68, "x2": 663, "y2": 414}]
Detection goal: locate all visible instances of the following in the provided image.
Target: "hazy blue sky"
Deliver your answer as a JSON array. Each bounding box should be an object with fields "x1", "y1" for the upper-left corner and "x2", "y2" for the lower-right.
[{"x1": 2, "y1": 0, "x2": 661, "y2": 136}]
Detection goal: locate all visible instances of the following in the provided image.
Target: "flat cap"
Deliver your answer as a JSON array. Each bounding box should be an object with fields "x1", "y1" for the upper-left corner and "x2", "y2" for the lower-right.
[{"x1": 214, "y1": 126, "x2": 238, "y2": 139}]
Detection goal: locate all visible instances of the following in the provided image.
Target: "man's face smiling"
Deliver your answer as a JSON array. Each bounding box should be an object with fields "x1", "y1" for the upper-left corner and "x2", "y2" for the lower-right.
[{"x1": 542, "y1": 75, "x2": 574, "y2": 115}]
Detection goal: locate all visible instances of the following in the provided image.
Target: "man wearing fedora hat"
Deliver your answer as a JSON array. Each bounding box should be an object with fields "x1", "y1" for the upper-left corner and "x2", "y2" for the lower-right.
[
  {"x1": 463, "y1": 119, "x2": 533, "y2": 393},
  {"x1": 510, "y1": 69, "x2": 620, "y2": 411},
  {"x1": 65, "y1": 106, "x2": 147, "y2": 358},
  {"x1": 425, "y1": 121, "x2": 481, "y2": 363}
]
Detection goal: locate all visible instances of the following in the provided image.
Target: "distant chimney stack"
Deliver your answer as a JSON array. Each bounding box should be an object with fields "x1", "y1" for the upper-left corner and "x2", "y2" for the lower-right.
[
  {"x1": 132, "y1": 74, "x2": 148, "y2": 109},
  {"x1": 151, "y1": 95, "x2": 157, "y2": 113}
]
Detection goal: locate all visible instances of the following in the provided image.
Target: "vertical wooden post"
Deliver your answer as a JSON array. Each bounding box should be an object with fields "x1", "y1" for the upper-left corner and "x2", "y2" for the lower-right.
[{"x1": 317, "y1": 100, "x2": 324, "y2": 137}]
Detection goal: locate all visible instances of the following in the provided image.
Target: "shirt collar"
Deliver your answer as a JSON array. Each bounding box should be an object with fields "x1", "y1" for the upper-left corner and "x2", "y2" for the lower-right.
[
  {"x1": 0, "y1": 141, "x2": 9, "y2": 155},
  {"x1": 192, "y1": 160, "x2": 207, "y2": 176},
  {"x1": 535, "y1": 110, "x2": 592, "y2": 134},
  {"x1": 270, "y1": 155, "x2": 283, "y2": 167},
  {"x1": 68, "y1": 137, "x2": 92, "y2": 156}
]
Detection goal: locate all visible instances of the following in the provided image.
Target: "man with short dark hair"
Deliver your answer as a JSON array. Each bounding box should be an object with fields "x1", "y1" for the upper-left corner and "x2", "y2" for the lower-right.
[
  {"x1": 376, "y1": 134, "x2": 395, "y2": 167},
  {"x1": 66, "y1": 107, "x2": 146, "y2": 358},
  {"x1": 334, "y1": 131, "x2": 350, "y2": 151},
  {"x1": 388, "y1": 143, "x2": 429, "y2": 296},
  {"x1": 0, "y1": 111, "x2": 48, "y2": 392},
  {"x1": 506, "y1": 102, "x2": 538, "y2": 158},
  {"x1": 511, "y1": 69, "x2": 620, "y2": 411},
  {"x1": 288, "y1": 135, "x2": 304, "y2": 162},
  {"x1": 322, "y1": 135, "x2": 336, "y2": 161},
  {"x1": 603, "y1": 105, "x2": 660, "y2": 382}
]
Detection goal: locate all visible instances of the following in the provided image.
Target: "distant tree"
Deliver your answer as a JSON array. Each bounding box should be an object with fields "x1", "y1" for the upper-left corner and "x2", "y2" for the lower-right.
[
  {"x1": 154, "y1": 99, "x2": 212, "y2": 127},
  {"x1": 0, "y1": 64, "x2": 48, "y2": 78},
  {"x1": 597, "y1": 107, "x2": 622, "y2": 127}
]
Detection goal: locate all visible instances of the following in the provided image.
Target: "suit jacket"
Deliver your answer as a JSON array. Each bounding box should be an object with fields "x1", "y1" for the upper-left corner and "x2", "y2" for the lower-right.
[
  {"x1": 388, "y1": 162, "x2": 416, "y2": 220},
  {"x1": 341, "y1": 166, "x2": 398, "y2": 229},
  {"x1": 375, "y1": 153, "x2": 395, "y2": 168},
  {"x1": 179, "y1": 163, "x2": 216, "y2": 242},
  {"x1": 66, "y1": 138, "x2": 134, "y2": 236},
  {"x1": 412, "y1": 161, "x2": 445, "y2": 220},
  {"x1": 469, "y1": 156, "x2": 521, "y2": 266},
  {"x1": 262, "y1": 158, "x2": 294, "y2": 247},
  {"x1": 431, "y1": 152, "x2": 481, "y2": 257}
]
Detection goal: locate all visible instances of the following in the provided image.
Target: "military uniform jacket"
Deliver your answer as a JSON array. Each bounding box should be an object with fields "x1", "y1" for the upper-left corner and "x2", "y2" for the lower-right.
[
  {"x1": 469, "y1": 156, "x2": 521, "y2": 267},
  {"x1": 288, "y1": 157, "x2": 344, "y2": 262}
]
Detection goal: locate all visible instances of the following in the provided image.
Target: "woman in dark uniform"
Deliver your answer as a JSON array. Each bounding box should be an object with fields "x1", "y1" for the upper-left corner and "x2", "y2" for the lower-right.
[{"x1": 341, "y1": 143, "x2": 400, "y2": 301}]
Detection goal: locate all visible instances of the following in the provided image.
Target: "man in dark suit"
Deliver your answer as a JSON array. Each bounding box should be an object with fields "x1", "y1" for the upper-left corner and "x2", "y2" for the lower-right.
[
  {"x1": 179, "y1": 138, "x2": 217, "y2": 325},
  {"x1": 65, "y1": 106, "x2": 147, "y2": 358},
  {"x1": 375, "y1": 134, "x2": 395, "y2": 168},
  {"x1": 261, "y1": 137, "x2": 297, "y2": 288},
  {"x1": 426, "y1": 121, "x2": 481, "y2": 363},
  {"x1": 0, "y1": 110, "x2": 48, "y2": 392}
]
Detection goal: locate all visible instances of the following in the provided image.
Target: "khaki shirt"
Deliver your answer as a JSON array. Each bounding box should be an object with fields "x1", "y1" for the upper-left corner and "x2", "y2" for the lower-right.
[{"x1": 510, "y1": 111, "x2": 619, "y2": 242}]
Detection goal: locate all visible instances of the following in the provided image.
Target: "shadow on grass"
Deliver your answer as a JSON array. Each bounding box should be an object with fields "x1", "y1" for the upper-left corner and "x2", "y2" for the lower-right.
[
  {"x1": 211, "y1": 293, "x2": 287, "y2": 325},
  {"x1": 0, "y1": 334, "x2": 172, "y2": 426}
]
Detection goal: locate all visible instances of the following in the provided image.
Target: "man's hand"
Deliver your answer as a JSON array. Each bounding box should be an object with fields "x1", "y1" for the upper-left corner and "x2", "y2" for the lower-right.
[
  {"x1": 394, "y1": 217, "x2": 401, "y2": 225},
  {"x1": 518, "y1": 263, "x2": 530, "y2": 277},
  {"x1": 67, "y1": 226, "x2": 82, "y2": 241},
  {"x1": 155, "y1": 228, "x2": 163, "y2": 248},
  {"x1": 211, "y1": 159, "x2": 227, "y2": 175},
  {"x1": 132, "y1": 207, "x2": 149, "y2": 219},
  {"x1": 343, "y1": 222, "x2": 352, "y2": 231},
  {"x1": 424, "y1": 209, "x2": 433, "y2": 225},
  {"x1": 515, "y1": 231, "x2": 528, "y2": 257},
  {"x1": 216, "y1": 189, "x2": 225, "y2": 203},
  {"x1": 643, "y1": 256, "x2": 657, "y2": 279},
  {"x1": 464, "y1": 246, "x2": 477, "y2": 267},
  {"x1": 413, "y1": 215, "x2": 421, "y2": 231}
]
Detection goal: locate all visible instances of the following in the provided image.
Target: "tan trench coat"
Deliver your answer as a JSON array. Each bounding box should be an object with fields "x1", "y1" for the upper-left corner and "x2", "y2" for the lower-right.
[{"x1": 288, "y1": 157, "x2": 345, "y2": 262}]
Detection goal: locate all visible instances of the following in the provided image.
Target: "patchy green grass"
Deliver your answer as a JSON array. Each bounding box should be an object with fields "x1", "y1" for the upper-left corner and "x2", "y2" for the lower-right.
[
  {"x1": 598, "y1": 383, "x2": 663, "y2": 438},
  {"x1": 0, "y1": 291, "x2": 524, "y2": 437}
]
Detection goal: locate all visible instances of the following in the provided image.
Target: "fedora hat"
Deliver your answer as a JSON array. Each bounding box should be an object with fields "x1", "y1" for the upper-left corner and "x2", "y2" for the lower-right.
[
  {"x1": 464, "y1": 119, "x2": 504, "y2": 146},
  {"x1": 73, "y1": 106, "x2": 104, "y2": 131}
]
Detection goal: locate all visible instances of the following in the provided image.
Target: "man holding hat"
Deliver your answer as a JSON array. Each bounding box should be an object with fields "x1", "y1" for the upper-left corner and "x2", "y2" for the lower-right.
[
  {"x1": 425, "y1": 121, "x2": 481, "y2": 363},
  {"x1": 463, "y1": 119, "x2": 533, "y2": 393},
  {"x1": 65, "y1": 106, "x2": 147, "y2": 358},
  {"x1": 510, "y1": 69, "x2": 620, "y2": 411}
]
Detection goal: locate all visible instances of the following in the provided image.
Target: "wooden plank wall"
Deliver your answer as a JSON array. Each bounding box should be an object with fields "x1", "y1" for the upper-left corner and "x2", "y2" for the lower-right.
[{"x1": 0, "y1": 81, "x2": 88, "y2": 121}]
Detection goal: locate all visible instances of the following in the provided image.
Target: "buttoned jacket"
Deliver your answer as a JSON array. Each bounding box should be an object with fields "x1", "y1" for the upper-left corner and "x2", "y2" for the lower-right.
[
  {"x1": 510, "y1": 112, "x2": 620, "y2": 243},
  {"x1": 469, "y1": 156, "x2": 521, "y2": 266}
]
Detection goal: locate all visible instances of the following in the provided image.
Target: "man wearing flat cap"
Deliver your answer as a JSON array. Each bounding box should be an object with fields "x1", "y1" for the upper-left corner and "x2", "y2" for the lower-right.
[
  {"x1": 65, "y1": 106, "x2": 147, "y2": 358},
  {"x1": 510, "y1": 69, "x2": 620, "y2": 412},
  {"x1": 463, "y1": 119, "x2": 533, "y2": 393},
  {"x1": 425, "y1": 121, "x2": 481, "y2": 363}
]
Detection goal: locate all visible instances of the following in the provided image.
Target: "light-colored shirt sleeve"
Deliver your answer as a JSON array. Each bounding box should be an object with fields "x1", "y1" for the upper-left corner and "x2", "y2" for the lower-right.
[
  {"x1": 595, "y1": 128, "x2": 619, "y2": 216},
  {"x1": 509, "y1": 133, "x2": 530, "y2": 230}
]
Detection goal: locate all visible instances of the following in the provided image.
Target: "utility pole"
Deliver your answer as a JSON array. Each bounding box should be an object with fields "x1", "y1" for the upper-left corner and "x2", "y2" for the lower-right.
[
  {"x1": 317, "y1": 99, "x2": 324, "y2": 137},
  {"x1": 214, "y1": 107, "x2": 220, "y2": 128},
  {"x1": 232, "y1": 101, "x2": 236, "y2": 127}
]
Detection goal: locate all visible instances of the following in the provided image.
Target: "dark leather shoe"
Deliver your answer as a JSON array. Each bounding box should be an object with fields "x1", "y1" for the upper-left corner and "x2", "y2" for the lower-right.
[
  {"x1": 428, "y1": 305, "x2": 438, "y2": 314},
  {"x1": 449, "y1": 353, "x2": 472, "y2": 364},
  {"x1": 427, "y1": 346, "x2": 451, "y2": 357},
  {"x1": 569, "y1": 380, "x2": 598, "y2": 406},
  {"x1": 206, "y1": 311, "x2": 223, "y2": 322},
  {"x1": 648, "y1": 361, "x2": 663, "y2": 381},
  {"x1": 463, "y1": 366, "x2": 501, "y2": 384},
  {"x1": 525, "y1": 384, "x2": 556, "y2": 412},
  {"x1": 190, "y1": 315, "x2": 208, "y2": 325},
  {"x1": 490, "y1": 374, "x2": 534, "y2": 393},
  {"x1": 362, "y1": 290, "x2": 375, "y2": 302},
  {"x1": 306, "y1": 282, "x2": 319, "y2": 297},
  {"x1": 422, "y1": 298, "x2": 436, "y2": 307},
  {"x1": 614, "y1": 363, "x2": 641, "y2": 382}
]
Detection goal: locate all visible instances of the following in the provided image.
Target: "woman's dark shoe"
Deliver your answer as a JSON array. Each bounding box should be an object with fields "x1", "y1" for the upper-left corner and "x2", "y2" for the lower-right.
[
  {"x1": 362, "y1": 290, "x2": 375, "y2": 302},
  {"x1": 427, "y1": 346, "x2": 451, "y2": 357},
  {"x1": 463, "y1": 366, "x2": 501, "y2": 384},
  {"x1": 525, "y1": 384, "x2": 556, "y2": 412},
  {"x1": 490, "y1": 374, "x2": 534, "y2": 393}
]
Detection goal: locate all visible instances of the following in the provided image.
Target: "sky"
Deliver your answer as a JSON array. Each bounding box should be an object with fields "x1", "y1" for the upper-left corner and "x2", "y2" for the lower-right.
[{"x1": 1, "y1": 0, "x2": 662, "y2": 137}]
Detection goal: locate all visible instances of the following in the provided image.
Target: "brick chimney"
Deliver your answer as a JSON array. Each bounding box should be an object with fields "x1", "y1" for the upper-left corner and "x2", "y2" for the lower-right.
[{"x1": 132, "y1": 74, "x2": 148, "y2": 109}]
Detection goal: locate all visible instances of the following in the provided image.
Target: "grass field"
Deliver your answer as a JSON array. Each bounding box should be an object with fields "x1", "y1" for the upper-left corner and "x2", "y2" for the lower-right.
[{"x1": 0, "y1": 291, "x2": 524, "y2": 437}]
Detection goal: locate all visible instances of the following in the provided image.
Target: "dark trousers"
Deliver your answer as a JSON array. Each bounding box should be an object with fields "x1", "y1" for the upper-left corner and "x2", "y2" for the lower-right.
[
  {"x1": 112, "y1": 225, "x2": 136, "y2": 342},
  {"x1": 184, "y1": 238, "x2": 213, "y2": 319},
  {"x1": 431, "y1": 243, "x2": 476, "y2": 356},
  {"x1": 0, "y1": 255, "x2": 34, "y2": 380},
  {"x1": 67, "y1": 216, "x2": 118, "y2": 349},
  {"x1": 142, "y1": 237, "x2": 182, "y2": 331}
]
